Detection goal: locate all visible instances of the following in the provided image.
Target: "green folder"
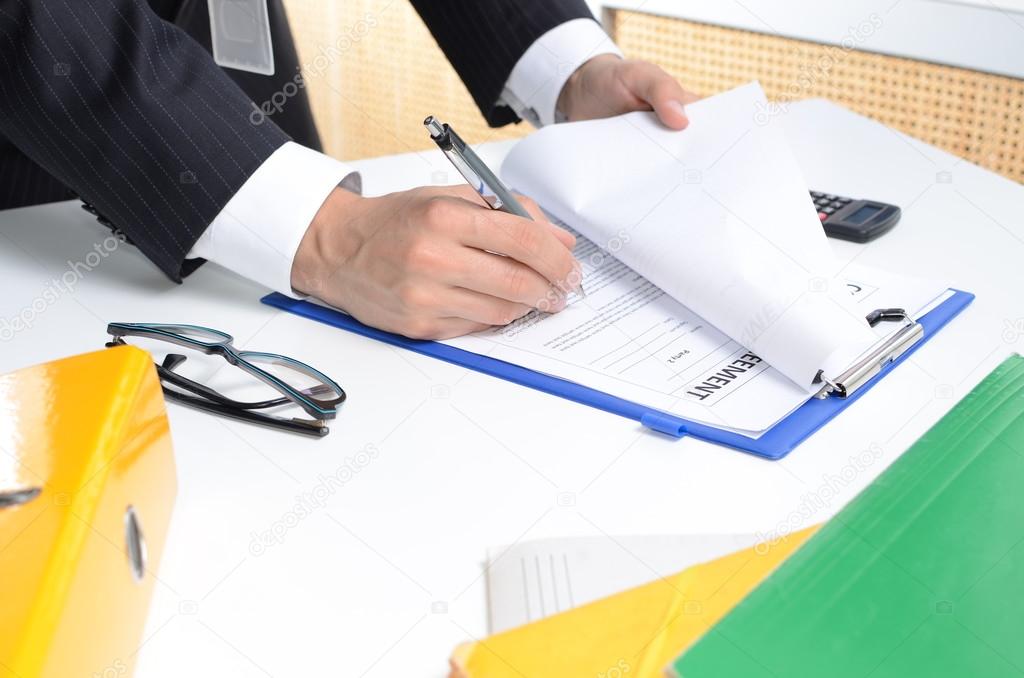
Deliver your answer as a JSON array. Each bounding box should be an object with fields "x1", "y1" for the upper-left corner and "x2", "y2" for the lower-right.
[{"x1": 672, "y1": 354, "x2": 1024, "y2": 678}]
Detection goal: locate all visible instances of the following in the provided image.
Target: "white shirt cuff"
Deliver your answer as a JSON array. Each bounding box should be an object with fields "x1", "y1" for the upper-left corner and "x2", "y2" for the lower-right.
[
  {"x1": 500, "y1": 18, "x2": 623, "y2": 128},
  {"x1": 187, "y1": 142, "x2": 361, "y2": 296}
]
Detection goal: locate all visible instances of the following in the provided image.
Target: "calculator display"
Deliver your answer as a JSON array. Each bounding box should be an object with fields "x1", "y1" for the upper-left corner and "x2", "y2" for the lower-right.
[{"x1": 846, "y1": 204, "x2": 883, "y2": 225}]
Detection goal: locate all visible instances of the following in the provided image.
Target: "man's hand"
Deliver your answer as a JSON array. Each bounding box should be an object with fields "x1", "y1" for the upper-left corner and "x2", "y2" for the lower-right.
[
  {"x1": 291, "y1": 185, "x2": 580, "y2": 340},
  {"x1": 557, "y1": 54, "x2": 699, "y2": 129}
]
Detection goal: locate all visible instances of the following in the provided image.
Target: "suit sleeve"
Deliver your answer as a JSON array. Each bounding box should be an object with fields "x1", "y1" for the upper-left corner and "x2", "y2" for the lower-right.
[
  {"x1": 0, "y1": 0, "x2": 289, "y2": 281},
  {"x1": 408, "y1": 0, "x2": 596, "y2": 127}
]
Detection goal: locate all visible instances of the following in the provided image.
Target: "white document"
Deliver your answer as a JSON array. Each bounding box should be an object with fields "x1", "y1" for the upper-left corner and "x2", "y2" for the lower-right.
[
  {"x1": 441, "y1": 82, "x2": 950, "y2": 435},
  {"x1": 500, "y1": 82, "x2": 878, "y2": 390},
  {"x1": 485, "y1": 534, "x2": 762, "y2": 634},
  {"x1": 443, "y1": 222, "x2": 945, "y2": 435}
]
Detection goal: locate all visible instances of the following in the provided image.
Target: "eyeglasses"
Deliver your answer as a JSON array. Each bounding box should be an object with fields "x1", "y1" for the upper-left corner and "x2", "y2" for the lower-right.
[{"x1": 106, "y1": 322, "x2": 345, "y2": 437}]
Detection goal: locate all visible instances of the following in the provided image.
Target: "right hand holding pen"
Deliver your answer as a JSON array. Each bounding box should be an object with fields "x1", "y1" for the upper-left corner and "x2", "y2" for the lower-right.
[{"x1": 290, "y1": 185, "x2": 581, "y2": 339}]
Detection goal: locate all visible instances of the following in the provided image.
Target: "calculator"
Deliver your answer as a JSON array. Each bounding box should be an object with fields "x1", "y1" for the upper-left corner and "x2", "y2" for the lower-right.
[{"x1": 810, "y1": 191, "x2": 901, "y2": 243}]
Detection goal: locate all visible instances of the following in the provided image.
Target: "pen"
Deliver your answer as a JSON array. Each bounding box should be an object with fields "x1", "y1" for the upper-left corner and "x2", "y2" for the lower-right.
[
  {"x1": 424, "y1": 116, "x2": 584, "y2": 296},
  {"x1": 424, "y1": 115, "x2": 532, "y2": 218}
]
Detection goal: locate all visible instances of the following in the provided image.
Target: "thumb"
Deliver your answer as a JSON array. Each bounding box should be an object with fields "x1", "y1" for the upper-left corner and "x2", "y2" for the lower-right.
[{"x1": 628, "y1": 63, "x2": 692, "y2": 130}]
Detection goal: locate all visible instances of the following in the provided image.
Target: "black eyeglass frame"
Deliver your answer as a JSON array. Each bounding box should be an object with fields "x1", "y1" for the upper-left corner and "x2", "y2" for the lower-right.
[{"x1": 106, "y1": 322, "x2": 345, "y2": 437}]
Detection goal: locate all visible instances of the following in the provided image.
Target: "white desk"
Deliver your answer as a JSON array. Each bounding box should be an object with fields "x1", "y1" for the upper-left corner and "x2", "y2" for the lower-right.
[{"x1": 1, "y1": 100, "x2": 1022, "y2": 677}]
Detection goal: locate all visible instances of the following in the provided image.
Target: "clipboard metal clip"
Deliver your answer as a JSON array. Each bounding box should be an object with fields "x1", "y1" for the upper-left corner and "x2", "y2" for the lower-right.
[{"x1": 814, "y1": 309, "x2": 924, "y2": 399}]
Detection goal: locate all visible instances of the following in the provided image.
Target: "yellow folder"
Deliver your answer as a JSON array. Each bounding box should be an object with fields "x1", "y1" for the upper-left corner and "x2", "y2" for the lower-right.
[
  {"x1": 0, "y1": 346, "x2": 177, "y2": 678},
  {"x1": 450, "y1": 526, "x2": 817, "y2": 678}
]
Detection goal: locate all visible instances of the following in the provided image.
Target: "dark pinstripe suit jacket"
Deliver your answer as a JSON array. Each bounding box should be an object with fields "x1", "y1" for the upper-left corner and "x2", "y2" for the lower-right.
[{"x1": 0, "y1": 0, "x2": 592, "y2": 281}]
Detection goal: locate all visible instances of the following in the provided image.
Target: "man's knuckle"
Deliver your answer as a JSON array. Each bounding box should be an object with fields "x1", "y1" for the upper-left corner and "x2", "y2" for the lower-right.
[
  {"x1": 421, "y1": 196, "x2": 455, "y2": 225},
  {"x1": 503, "y1": 266, "x2": 536, "y2": 301},
  {"x1": 468, "y1": 208, "x2": 495, "y2": 240},
  {"x1": 622, "y1": 59, "x2": 645, "y2": 77},
  {"x1": 402, "y1": 317, "x2": 438, "y2": 340},
  {"x1": 510, "y1": 221, "x2": 541, "y2": 252},
  {"x1": 454, "y1": 185, "x2": 481, "y2": 201},
  {"x1": 396, "y1": 282, "x2": 430, "y2": 310}
]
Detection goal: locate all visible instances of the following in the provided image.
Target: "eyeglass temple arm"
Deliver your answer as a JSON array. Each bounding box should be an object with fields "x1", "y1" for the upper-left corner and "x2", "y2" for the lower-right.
[
  {"x1": 109, "y1": 336, "x2": 337, "y2": 410},
  {"x1": 159, "y1": 356, "x2": 335, "y2": 410},
  {"x1": 162, "y1": 389, "x2": 329, "y2": 437}
]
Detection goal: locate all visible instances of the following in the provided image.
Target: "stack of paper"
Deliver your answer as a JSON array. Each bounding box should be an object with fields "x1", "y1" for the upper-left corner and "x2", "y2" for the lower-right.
[
  {"x1": 449, "y1": 528, "x2": 817, "y2": 678},
  {"x1": 484, "y1": 533, "x2": 763, "y2": 633}
]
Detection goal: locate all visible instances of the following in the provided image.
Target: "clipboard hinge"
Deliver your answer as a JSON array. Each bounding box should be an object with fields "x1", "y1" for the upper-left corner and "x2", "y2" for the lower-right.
[{"x1": 814, "y1": 309, "x2": 924, "y2": 399}]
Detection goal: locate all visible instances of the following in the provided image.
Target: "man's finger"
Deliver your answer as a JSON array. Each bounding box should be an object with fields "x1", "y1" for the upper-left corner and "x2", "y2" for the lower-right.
[
  {"x1": 627, "y1": 63, "x2": 691, "y2": 130},
  {"x1": 429, "y1": 318, "x2": 493, "y2": 340},
  {"x1": 678, "y1": 89, "x2": 700, "y2": 105},
  {"x1": 451, "y1": 247, "x2": 570, "y2": 308},
  {"x1": 459, "y1": 207, "x2": 579, "y2": 292},
  {"x1": 442, "y1": 286, "x2": 538, "y2": 326},
  {"x1": 441, "y1": 186, "x2": 577, "y2": 251},
  {"x1": 363, "y1": 307, "x2": 490, "y2": 341},
  {"x1": 515, "y1": 193, "x2": 576, "y2": 249}
]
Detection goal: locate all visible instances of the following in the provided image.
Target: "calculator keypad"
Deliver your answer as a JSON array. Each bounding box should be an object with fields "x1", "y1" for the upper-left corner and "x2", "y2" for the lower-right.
[{"x1": 810, "y1": 191, "x2": 852, "y2": 222}]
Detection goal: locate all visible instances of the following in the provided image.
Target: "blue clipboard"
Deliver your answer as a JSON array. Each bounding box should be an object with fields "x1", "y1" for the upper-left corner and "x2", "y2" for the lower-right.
[{"x1": 262, "y1": 289, "x2": 974, "y2": 459}]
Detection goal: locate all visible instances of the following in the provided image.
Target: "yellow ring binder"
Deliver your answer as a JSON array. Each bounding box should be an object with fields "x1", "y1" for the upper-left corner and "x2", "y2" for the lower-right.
[{"x1": 0, "y1": 346, "x2": 177, "y2": 678}]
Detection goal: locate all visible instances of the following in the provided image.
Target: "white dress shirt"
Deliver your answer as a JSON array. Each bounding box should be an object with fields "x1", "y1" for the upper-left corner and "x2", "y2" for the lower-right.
[{"x1": 188, "y1": 18, "x2": 622, "y2": 295}]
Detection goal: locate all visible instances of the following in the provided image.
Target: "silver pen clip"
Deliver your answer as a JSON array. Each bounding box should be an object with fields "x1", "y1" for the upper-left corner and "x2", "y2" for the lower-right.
[
  {"x1": 424, "y1": 116, "x2": 531, "y2": 218},
  {"x1": 815, "y1": 309, "x2": 924, "y2": 399}
]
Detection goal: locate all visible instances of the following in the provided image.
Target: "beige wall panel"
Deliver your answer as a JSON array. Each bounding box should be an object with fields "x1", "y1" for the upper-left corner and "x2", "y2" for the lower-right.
[
  {"x1": 610, "y1": 10, "x2": 1023, "y2": 183},
  {"x1": 281, "y1": 0, "x2": 528, "y2": 161}
]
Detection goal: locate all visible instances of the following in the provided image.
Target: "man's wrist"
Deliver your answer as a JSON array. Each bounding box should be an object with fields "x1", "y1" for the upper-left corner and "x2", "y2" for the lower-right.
[
  {"x1": 500, "y1": 18, "x2": 623, "y2": 127},
  {"x1": 291, "y1": 186, "x2": 364, "y2": 296},
  {"x1": 556, "y1": 53, "x2": 622, "y2": 123},
  {"x1": 187, "y1": 142, "x2": 360, "y2": 296}
]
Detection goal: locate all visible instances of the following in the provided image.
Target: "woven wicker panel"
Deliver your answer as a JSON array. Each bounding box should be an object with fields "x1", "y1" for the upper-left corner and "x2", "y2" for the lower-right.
[
  {"x1": 610, "y1": 9, "x2": 1024, "y2": 183},
  {"x1": 280, "y1": 0, "x2": 527, "y2": 162}
]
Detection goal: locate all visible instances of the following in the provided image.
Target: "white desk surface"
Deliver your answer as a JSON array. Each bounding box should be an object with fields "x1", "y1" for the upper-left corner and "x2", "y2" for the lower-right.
[{"x1": 1, "y1": 100, "x2": 1022, "y2": 677}]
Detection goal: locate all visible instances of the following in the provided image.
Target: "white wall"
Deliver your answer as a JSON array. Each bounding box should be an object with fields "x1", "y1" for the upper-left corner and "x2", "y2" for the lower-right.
[{"x1": 596, "y1": 0, "x2": 1024, "y2": 79}]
